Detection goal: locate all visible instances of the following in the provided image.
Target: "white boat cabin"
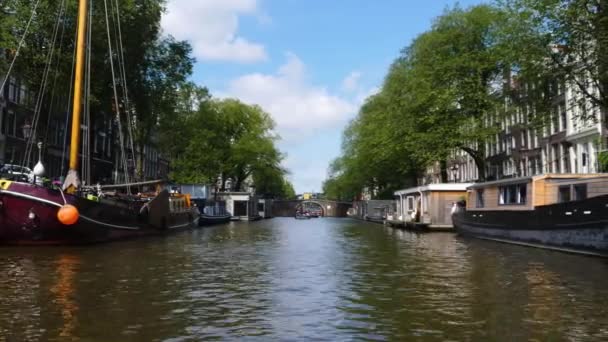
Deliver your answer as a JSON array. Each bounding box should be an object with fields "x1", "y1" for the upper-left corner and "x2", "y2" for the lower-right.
[
  {"x1": 391, "y1": 183, "x2": 472, "y2": 229},
  {"x1": 465, "y1": 174, "x2": 608, "y2": 211},
  {"x1": 217, "y1": 192, "x2": 259, "y2": 221}
]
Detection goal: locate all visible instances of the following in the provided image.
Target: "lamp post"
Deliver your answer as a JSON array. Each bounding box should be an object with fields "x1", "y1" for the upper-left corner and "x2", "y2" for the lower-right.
[
  {"x1": 22, "y1": 121, "x2": 32, "y2": 140},
  {"x1": 449, "y1": 164, "x2": 459, "y2": 183}
]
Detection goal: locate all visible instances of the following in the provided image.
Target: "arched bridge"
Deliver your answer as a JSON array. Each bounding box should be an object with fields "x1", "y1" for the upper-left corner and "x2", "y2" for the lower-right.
[{"x1": 272, "y1": 199, "x2": 352, "y2": 217}]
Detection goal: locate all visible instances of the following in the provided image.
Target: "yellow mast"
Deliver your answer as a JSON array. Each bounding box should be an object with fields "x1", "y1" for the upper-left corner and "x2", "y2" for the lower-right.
[{"x1": 63, "y1": 0, "x2": 88, "y2": 191}]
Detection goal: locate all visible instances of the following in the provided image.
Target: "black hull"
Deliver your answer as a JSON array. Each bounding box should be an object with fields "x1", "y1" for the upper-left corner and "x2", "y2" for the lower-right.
[
  {"x1": 452, "y1": 194, "x2": 608, "y2": 255},
  {"x1": 198, "y1": 214, "x2": 231, "y2": 226}
]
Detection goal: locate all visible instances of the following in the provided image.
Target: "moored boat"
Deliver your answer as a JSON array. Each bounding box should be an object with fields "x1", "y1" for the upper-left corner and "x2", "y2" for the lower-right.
[
  {"x1": 387, "y1": 183, "x2": 472, "y2": 231},
  {"x1": 452, "y1": 174, "x2": 608, "y2": 256},
  {"x1": 0, "y1": 0, "x2": 200, "y2": 245},
  {"x1": 0, "y1": 180, "x2": 199, "y2": 245}
]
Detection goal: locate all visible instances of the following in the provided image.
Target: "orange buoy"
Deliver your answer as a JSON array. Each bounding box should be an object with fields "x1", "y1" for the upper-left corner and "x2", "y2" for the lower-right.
[{"x1": 57, "y1": 205, "x2": 79, "y2": 225}]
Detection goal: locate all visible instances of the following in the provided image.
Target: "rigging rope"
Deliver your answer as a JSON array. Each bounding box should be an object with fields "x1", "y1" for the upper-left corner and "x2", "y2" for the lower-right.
[
  {"x1": 21, "y1": 0, "x2": 66, "y2": 170},
  {"x1": 111, "y1": 0, "x2": 136, "y2": 171},
  {"x1": 81, "y1": 0, "x2": 93, "y2": 185},
  {"x1": 43, "y1": 0, "x2": 69, "y2": 149},
  {"x1": 0, "y1": 0, "x2": 42, "y2": 96},
  {"x1": 60, "y1": 13, "x2": 79, "y2": 178},
  {"x1": 103, "y1": 0, "x2": 131, "y2": 194}
]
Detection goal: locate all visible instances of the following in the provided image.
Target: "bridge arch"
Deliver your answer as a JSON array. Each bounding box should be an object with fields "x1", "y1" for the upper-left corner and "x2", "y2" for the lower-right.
[{"x1": 296, "y1": 201, "x2": 325, "y2": 217}]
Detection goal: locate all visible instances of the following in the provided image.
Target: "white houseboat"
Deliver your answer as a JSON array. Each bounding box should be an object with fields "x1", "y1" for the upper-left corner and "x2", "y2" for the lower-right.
[{"x1": 387, "y1": 183, "x2": 472, "y2": 231}]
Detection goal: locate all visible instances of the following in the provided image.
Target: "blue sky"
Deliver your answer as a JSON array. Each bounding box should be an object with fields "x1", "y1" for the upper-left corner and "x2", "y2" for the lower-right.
[{"x1": 161, "y1": 0, "x2": 485, "y2": 194}]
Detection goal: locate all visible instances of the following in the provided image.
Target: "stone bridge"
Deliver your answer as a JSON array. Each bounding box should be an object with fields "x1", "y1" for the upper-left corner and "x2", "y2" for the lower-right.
[{"x1": 272, "y1": 199, "x2": 352, "y2": 217}]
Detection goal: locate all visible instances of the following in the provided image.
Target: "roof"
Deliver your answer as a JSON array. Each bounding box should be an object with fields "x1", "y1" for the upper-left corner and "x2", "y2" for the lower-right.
[
  {"x1": 394, "y1": 183, "x2": 473, "y2": 196},
  {"x1": 467, "y1": 173, "x2": 608, "y2": 189}
]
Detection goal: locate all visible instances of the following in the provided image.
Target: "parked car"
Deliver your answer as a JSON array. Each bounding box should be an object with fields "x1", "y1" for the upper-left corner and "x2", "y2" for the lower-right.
[{"x1": 0, "y1": 164, "x2": 34, "y2": 182}]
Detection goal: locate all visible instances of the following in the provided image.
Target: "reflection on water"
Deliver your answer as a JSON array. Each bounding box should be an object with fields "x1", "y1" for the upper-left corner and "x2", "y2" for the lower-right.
[
  {"x1": 1, "y1": 218, "x2": 608, "y2": 340},
  {"x1": 50, "y1": 255, "x2": 79, "y2": 339}
]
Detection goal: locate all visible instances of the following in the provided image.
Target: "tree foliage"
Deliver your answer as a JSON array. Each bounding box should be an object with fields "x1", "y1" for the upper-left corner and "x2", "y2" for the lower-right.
[
  {"x1": 324, "y1": 1, "x2": 607, "y2": 200},
  {"x1": 170, "y1": 96, "x2": 294, "y2": 199}
]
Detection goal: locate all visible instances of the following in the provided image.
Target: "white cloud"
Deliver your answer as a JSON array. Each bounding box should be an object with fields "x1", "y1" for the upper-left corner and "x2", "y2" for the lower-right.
[
  {"x1": 222, "y1": 53, "x2": 358, "y2": 138},
  {"x1": 341, "y1": 71, "x2": 362, "y2": 93},
  {"x1": 161, "y1": 0, "x2": 267, "y2": 63}
]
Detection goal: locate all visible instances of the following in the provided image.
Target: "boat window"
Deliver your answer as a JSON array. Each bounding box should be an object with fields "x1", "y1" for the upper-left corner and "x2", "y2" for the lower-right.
[
  {"x1": 476, "y1": 189, "x2": 484, "y2": 208},
  {"x1": 558, "y1": 185, "x2": 571, "y2": 203},
  {"x1": 499, "y1": 183, "x2": 527, "y2": 205},
  {"x1": 574, "y1": 184, "x2": 587, "y2": 201},
  {"x1": 406, "y1": 196, "x2": 415, "y2": 212}
]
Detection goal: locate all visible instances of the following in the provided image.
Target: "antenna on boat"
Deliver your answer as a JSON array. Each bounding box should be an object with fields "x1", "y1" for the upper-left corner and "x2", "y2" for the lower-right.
[{"x1": 63, "y1": 0, "x2": 88, "y2": 192}]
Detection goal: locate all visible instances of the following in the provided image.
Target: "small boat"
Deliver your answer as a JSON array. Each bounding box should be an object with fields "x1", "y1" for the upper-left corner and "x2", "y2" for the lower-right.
[
  {"x1": 452, "y1": 174, "x2": 608, "y2": 256},
  {"x1": 199, "y1": 213, "x2": 232, "y2": 225},
  {"x1": 198, "y1": 202, "x2": 231, "y2": 226},
  {"x1": 295, "y1": 211, "x2": 311, "y2": 219}
]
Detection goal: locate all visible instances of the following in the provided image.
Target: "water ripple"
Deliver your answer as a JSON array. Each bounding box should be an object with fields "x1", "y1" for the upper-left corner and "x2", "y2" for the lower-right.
[{"x1": 1, "y1": 218, "x2": 608, "y2": 340}]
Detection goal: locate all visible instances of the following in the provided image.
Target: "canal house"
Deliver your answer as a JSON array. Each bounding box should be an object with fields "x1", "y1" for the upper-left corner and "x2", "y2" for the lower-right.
[{"x1": 388, "y1": 183, "x2": 472, "y2": 230}]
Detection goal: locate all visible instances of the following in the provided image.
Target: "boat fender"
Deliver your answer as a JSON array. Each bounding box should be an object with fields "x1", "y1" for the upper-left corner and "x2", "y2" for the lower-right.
[
  {"x1": 86, "y1": 194, "x2": 99, "y2": 202},
  {"x1": 57, "y1": 205, "x2": 79, "y2": 225},
  {"x1": 185, "y1": 194, "x2": 191, "y2": 208},
  {"x1": 0, "y1": 180, "x2": 11, "y2": 190}
]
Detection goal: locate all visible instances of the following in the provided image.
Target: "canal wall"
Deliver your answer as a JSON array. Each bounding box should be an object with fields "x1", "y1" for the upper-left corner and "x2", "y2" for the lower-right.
[{"x1": 272, "y1": 200, "x2": 351, "y2": 217}]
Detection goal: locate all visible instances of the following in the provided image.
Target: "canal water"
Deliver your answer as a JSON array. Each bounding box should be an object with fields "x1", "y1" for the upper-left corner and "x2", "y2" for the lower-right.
[{"x1": 1, "y1": 218, "x2": 608, "y2": 341}]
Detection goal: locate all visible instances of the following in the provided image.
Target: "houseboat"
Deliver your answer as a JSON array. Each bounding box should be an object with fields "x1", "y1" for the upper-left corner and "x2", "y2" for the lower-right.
[
  {"x1": 217, "y1": 192, "x2": 261, "y2": 221},
  {"x1": 351, "y1": 200, "x2": 394, "y2": 223},
  {"x1": 452, "y1": 174, "x2": 608, "y2": 256},
  {"x1": 387, "y1": 183, "x2": 472, "y2": 231}
]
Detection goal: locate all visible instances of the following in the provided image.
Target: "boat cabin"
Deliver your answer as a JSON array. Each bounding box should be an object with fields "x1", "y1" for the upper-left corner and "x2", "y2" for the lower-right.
[
  {"x1": 217, "y1": 192, "x2": 260, "y2": 221},
  {"x1": 389, "y1": 183, "x2": 472, "y2": 230},
  {"x1": 465, "y1": 174, "x2": 608, "y2": 211},
  {"x1": 351, "y1": 200, "x2": 394, "y2": 222}
]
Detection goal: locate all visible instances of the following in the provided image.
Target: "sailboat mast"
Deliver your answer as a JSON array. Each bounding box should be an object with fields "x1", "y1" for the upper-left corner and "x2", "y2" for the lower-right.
[{"x1": 68, "y1": 0, "x2": 88, "y2": 177}]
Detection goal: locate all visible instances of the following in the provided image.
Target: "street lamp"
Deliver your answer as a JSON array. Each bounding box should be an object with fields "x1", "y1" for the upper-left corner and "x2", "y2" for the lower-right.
[
  {"x1": 449, "y1": 164, "x2": 459, "y2": 183},
  {"x1": 22, "y1": 121, "x2": 32, "y2": 140}
]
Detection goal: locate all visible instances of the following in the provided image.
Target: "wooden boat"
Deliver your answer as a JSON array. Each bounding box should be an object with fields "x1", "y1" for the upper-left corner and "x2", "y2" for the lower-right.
[
  {"x1": 452, "y1": 174, "x2": 608, "y2": 256},
  {"x1": 0, "y1": 180, "x2": 199, "y2": 244},
  {"x1": 0, "y1": 0, "x2": 199, "y2": 245}
]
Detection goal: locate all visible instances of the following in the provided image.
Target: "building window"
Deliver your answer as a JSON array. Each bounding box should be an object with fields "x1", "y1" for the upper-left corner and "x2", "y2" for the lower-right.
[
  {"x1": 558, "y1": 185, "x2": 571, "y2": 203},
  {"x1": 8, "y1": 77, "x2": 18, "y2": 103},
  {"x1": 552, "y1": 111, "x2": 559, "y2": 133},
  {"x1": 559, "y1": 103, "x2": 567, "y2": 131},
  {"x1": 563, "y1": 146, "x2": 570, "y2": 173},
  {"x1": 5, "y1": 111, "x2": 15, "y2": 136},
  {"x1": 574, "y1": 184, "x2": 587, "y2": 201},
  {"x1": 476, "y1": 189, "x2": 484, "y2": 208},
  {"x1": 582, "y1": 144, "x2": 589, "y2": 170},
  {"x1": 406, "y1": 196, "x2": 415, "y2": 213},
  {"x1": 499, "y1": 183, "x2": 527, "y2": 205}
]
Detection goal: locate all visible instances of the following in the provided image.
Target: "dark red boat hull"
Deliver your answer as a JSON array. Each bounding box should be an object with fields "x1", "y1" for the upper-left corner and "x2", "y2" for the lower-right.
[{"x1": 0, "y1": 181, "x2": 199, "y2": 245}]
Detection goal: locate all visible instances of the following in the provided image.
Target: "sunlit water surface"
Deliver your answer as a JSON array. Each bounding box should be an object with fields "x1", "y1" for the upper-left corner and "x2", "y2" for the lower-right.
[{"x1": 1, "y1": 218, "x2": 608, "y2": 341}]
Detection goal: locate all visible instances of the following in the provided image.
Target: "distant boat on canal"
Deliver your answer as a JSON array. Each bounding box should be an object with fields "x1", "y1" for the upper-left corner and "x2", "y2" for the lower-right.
[
  {"x1": 175, "y1": 184, "x2": 231, "y2": 226},
  {"x1": 452, "y1": 174, "x2": 608, "y2": 256}
]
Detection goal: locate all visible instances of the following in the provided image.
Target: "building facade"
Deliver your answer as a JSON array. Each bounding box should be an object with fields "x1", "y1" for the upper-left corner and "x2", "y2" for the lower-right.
[{"x1": 445, "y1": 77, "x2": 606, "y2": 183}]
